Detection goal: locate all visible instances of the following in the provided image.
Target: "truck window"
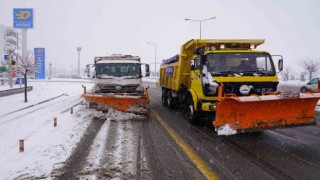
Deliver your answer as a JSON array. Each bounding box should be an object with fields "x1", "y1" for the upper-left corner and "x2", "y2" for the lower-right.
[
  {"x1": 206, "y1": 53, "x2": 275, "y2": 76},
  {"x1": 96, "y1": 63, "x2": 141, "y2": 78},
  {"x1": 311, "y1": 78, "x2": 319, "y2": 84}
]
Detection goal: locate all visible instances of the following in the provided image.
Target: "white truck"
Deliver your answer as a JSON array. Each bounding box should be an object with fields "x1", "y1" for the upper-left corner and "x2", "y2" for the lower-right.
[{"x1": 84, "y1": 54, "x2": 150, "y2": 114}]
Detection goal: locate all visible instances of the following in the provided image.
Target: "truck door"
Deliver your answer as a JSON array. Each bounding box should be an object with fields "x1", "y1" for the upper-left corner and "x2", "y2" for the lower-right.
[{"x1": 190, "y1": 56, "x2": 203, "y2": 94}]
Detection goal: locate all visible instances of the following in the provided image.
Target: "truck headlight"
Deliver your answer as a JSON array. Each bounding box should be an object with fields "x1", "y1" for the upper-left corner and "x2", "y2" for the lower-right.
[
  {"x1": 135, "y1": 85, "x2": 144, "y2": 93},
  {"x1": 115, "y1": 86, "x2": 122, "y2": 92}
]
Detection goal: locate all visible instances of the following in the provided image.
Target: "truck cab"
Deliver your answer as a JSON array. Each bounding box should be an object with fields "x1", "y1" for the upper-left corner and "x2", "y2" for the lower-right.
[
  {"x1": 88, "y1": 55, "x2": 149, "y2": 94},
  {"x1": 83, "y1": 54, "x2": 150, "y2": 113}
]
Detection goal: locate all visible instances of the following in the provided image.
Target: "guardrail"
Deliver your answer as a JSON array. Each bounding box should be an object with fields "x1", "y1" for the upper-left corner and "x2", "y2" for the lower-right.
[{"x1": 0, "y1": 86, "x2": 33, "y2": 97}]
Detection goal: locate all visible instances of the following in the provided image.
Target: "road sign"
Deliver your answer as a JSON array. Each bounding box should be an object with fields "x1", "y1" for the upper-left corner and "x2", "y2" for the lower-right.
[
  {"x1": 34, "y1": 48, "x2": 45, "y2": 79},
  {"x1": 4, "y1": 55, "x2": 9, "y2": 61},
  {"x1": 13, "y1": 8, "x2": 33, "y2": 28},
  {"x1": 1, "y1": 66, "x2": 7, "y2": 72}
]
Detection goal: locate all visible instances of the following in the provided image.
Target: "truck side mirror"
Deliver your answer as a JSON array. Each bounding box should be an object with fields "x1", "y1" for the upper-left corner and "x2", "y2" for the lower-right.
[
  {"x1": 278, "y1": 58, "x2": 283, "y2": 72},
  {"x1": 145, "y1": 64, "x2": 150, "y2": 77},
  {"x1": 190, "y1": 60, "x2": 195, "y2": 70},
  {"x1": 85, "y1": 64, "x2": 90, "y2": 74}
]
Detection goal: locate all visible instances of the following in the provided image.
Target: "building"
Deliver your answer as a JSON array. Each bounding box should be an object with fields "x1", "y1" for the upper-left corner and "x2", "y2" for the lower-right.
[{"x1": 0, "y1": 24, "x2": 22, "y2": 64}]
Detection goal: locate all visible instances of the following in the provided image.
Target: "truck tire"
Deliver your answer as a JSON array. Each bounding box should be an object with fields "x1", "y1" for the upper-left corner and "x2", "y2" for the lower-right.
[
  {"x1": 300, "y1": 87, "x2": 308, "y2": 93},
  {"x1": 162, "y1": 89, "x2": 168, "y2": 106},
  {"x1": 167, "y1": 91, "x2": 174, "y2": 109},
  {"x1": 186, "y1": 96, "x2": 198, "y2": 125}
]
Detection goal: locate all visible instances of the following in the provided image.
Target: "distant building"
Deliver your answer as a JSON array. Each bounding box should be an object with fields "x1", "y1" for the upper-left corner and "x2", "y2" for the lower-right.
[{"x1": 0, "y1": 24, "x2": 23, "y2": 63}]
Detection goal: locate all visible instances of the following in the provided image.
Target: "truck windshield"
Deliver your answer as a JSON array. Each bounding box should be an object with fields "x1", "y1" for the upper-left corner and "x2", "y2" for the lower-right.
[
  {"x1": 206, "y1": 53, "x2": 276, "y2": 76},
  {"x1": 96, "y1": 63, "x2": 141, "y2": 78}
]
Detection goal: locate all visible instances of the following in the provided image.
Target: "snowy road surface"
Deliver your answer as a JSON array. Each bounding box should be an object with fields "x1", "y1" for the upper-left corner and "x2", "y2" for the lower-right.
[{"x1": 0, "y1": 80, "x2": 320, "y2": 179}]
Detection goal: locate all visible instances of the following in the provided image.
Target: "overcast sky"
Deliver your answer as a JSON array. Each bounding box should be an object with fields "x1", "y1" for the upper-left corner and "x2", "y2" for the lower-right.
[{"x1": 1, "y1": 0, "x2": 320, "y2": 73}]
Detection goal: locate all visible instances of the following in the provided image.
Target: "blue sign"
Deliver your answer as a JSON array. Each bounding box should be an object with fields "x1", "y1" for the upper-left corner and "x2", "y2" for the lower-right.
[
  {"x1": 166, "y1": 66, "x2": 174, "y2": 77},
  {"x1": 34, "y1": 48, "x2": 45, "y2": 79},
  {"x1": 4, "y1": 55, "x2": 9, "y2": 61},
  {"x1": 14, "y1": 8, "x2": 33, "y2": 28}
]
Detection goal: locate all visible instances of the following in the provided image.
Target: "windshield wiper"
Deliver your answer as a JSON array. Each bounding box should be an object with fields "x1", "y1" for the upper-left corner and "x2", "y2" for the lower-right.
[
  {"x1": 217, "y1": 71, "x2": 238, "y2": 74},
  {"x1": 124, "y1": 76, "x2": 136, "y2": 79},
  {"x1": 241, "y1": 70, "x2": 268, "y2": 76},
  {"x1": 215, "y1": 71, "x2": 243, "y2": 76}
]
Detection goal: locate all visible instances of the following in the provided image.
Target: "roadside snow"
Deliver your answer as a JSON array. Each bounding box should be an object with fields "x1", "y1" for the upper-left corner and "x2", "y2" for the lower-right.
[{"x1": 0, "y1": 80, "x2": 94, "y2": 178}]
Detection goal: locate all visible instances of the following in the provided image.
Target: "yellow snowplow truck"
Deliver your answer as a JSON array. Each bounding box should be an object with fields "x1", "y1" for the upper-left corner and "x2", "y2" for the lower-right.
[{"x1": 160, "y1": 39, "x2": 320, "y2": 135}]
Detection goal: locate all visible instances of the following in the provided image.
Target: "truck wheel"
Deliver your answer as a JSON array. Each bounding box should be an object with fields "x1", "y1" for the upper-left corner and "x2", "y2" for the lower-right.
[
  {"x1": 167, "y1": 92, "x2": 174, "y2": 109},
  {"x1": 300, "y1": 87, "x2": 308, "y2": 93},
  {"x1": 162, "y1": 90, "x2": 168, "y2": 106},
  {"x1": 187, "y1": 96, "x2": 198, "y2": 125}
]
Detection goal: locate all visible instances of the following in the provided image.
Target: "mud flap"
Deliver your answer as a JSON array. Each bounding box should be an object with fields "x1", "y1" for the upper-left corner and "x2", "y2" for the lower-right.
[{"x1": 214, "y1": 93, "x2": 320, "y2": 134}]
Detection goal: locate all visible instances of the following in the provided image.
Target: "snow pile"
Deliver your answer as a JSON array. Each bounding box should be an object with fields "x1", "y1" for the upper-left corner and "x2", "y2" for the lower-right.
[
  {"x1": 202, "y1": 65, "x2": 219, "y2": 94},
  {"x1": 216, "y1": 124, "x2": 237, "y2": 136},
  {"x1": 105, "y1": 109, "x2": 145, "y2": 121}
]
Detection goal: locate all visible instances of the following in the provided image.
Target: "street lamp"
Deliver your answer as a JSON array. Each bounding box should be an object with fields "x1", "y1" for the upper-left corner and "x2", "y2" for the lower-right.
[
  {"x1": 147, "y1": 42, "x2": 157, "y2": 79},
  {"x1": 49, "y1": 63, "x2": 52, "y2": 80},
  {"x1": 77, "y1": 46, "x2": 81, "y2": 77},
  {"x1": 185, "y1": 17, "x2": 216, "y2": 39}
]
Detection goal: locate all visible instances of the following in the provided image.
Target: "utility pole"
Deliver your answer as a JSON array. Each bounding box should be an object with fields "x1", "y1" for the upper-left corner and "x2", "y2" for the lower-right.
[
  {"x1": 8, "y1": 53, "x2": 13, "y2": 88},
  {"x1": 147, "y1": 42, "x2": 157, "y2": 79},
  {"x1": 77, "y1": 47, "x2": 81, "y2": 77},
  {"x1": 49, "y1": 63, "x2": 52, "y2": 80}
]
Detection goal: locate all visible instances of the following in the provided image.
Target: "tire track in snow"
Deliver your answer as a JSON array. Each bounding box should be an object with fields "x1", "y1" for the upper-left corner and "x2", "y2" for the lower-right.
[{"x1": 56, "y1": 117, "x2": 106, "y2": 179}]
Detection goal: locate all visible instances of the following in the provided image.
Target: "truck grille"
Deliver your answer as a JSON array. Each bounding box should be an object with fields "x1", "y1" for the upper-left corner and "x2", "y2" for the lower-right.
[
  {"x1": 205, "y1": 82, "x2": 278, "y2": 96},
  {"x1": 99, "y1": 85, "x2": 139, "y2": 93},
  {"x1": 222, "y1": 82, "x2": 278, "y2": 96}
]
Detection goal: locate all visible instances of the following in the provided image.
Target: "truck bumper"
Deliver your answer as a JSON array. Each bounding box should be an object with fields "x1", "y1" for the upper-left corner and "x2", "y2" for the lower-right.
[{"x1": 198, "y1": 101, "x2": 218, "y2": 112}]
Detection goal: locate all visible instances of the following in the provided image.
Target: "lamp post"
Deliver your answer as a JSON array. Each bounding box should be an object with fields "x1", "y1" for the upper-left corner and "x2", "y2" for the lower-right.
[
  {"x1": 49, "y1": 63, "x2": 52, "y2": 80},
  {"x1": 147, "y1": 42, "x2": 157, "y2": 79},
  {"x1": 185, "y1": 17, "x2": 216, "y2": 39},
  {"x1": 77, "y1": 47, "x2": 81, "y2": 77}
]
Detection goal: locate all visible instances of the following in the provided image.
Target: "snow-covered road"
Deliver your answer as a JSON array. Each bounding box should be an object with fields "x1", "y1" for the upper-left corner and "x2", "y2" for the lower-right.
[{"x1": 0, "y1": 80, "x2": 152, "y2": 179}]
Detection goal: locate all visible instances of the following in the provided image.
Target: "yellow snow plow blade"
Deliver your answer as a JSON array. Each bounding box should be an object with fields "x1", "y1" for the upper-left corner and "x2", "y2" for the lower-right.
[
  {"x1": 82, "y1": 86, "x2": 150, "y2": 115},
  {"x1": 214, "y1": 92, "x2": 320, "y2": 134}
]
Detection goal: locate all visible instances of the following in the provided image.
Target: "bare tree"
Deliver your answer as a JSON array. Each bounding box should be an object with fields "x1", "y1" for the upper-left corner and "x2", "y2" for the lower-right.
[
  {"x1": 16, "y1": 51, "x2": 35, "y2": 102},
  {"x1": 300, "y1": 58, "x2": 320, "y2": 81}
]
